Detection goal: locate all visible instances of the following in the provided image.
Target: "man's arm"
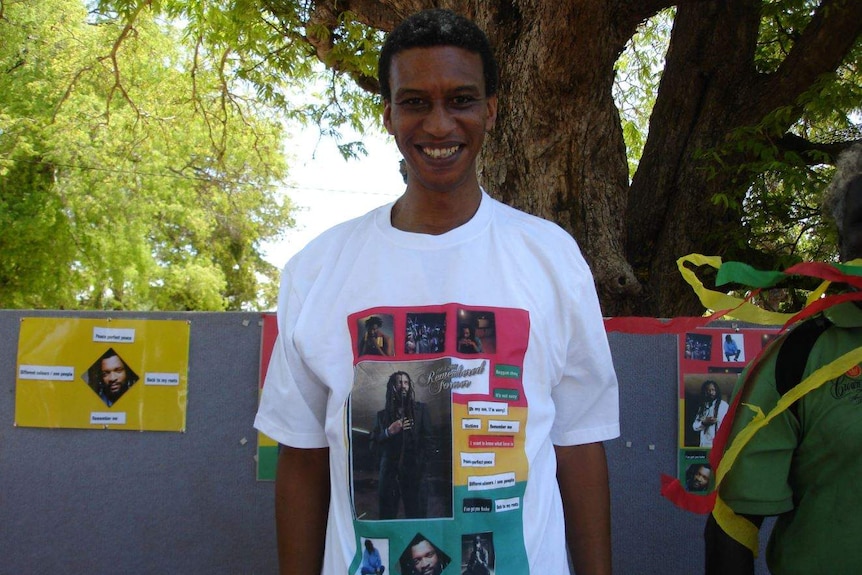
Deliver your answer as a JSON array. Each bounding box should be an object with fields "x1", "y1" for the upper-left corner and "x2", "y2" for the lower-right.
[
  {"x1": 704, "y1": 512, "x2": 763, "y2": 575},
  {"x1": 555, "y1": 442, "x2": 612, "y2": 575},
  {"x1": 275, "y1": 446, "x2": 331, "y2": 575},
  {"x1": 703, "y1": 513, "x2": 763, "y2": 575}
]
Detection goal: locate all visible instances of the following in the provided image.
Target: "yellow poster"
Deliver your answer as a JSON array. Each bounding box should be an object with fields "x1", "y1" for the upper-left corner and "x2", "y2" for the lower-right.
[{"x1": 15, "y1": 317, "x2": 190, "y2": 432}]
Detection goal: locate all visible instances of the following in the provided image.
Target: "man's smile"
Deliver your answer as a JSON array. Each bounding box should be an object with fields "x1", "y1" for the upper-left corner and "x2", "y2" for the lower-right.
[{"x1": 421, "y1": 145, "x2": 460, "y2": 159}]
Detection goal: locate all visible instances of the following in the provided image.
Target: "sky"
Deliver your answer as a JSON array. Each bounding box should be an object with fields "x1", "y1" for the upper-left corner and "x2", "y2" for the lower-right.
[{"x1": 262, "y1": 126, "x2": 405, "y2": 269}]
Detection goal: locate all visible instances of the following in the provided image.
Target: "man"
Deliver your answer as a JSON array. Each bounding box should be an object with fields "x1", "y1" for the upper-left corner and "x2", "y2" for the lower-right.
[
  {"x1": 457, "y1": 325, "x2": 483, "y2": 354},
  {"x1": 361, "y1": 316, "x2": 393, "y2": 356},
  {"x1": 399, "y1": 534, "x2": 449, "y2": 575},
  {"x1": 370, "y1": 371, "x2": 433, "y2": 519},
  {"x1": 91, "y1": 349, "x2": 137, "y2": 407},
  {"x1": 692, "y1": 379, "x2": 728, "y2": 447},
  {"x1": 464, "y1": 535, "x2": 491, "y2": 575},
  {"x1": 254, "y1": 8, "x2": 619, "y2": 574},
  {"x1": 360, "y1": 539, "x2": 385, "y2": 575},
  {"x1": 685, "y1": 463, "x2": 711, "y2": 492},
  {"x1": 723, "y1": 334, "x2": 741, "y2": 362},
  {"x1": 704, "y1": 144, "x2": 862, "y2": 574}
]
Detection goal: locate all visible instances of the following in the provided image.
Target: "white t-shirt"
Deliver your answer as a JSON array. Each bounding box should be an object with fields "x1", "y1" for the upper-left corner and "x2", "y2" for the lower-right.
[{"x1": 255, "y1": 191, "x2": 619, "y2": 574}]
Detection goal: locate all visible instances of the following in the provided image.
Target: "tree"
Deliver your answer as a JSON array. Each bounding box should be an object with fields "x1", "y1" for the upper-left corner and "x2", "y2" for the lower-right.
[
  {"x1": 0, "y1": 0, "x2": 293, "y2": 310},
  {"x1": 13, "y1": 0, "x2": 862, "y2": 315},
  {"x1": 226, "y1": 0, "x2": 862, "y2": 316}
]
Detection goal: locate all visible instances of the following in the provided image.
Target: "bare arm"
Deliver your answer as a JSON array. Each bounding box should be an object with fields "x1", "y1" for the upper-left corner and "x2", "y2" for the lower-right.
[
  {"x1": 275, "y1": 446, "x2": 331, "y2": 575},
  {"x1": 555, "y1": 442, "x2": 612, "y2": 575}
]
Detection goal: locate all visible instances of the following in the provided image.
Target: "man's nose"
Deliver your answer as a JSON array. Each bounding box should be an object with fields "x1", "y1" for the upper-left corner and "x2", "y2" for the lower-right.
[{"x1": 423, "y1": 103, "x2": 455, "y2": 136}]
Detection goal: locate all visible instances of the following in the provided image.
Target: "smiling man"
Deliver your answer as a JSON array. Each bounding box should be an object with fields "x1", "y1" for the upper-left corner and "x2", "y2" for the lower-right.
[
  {"x1": 399, "y1": 535, "x2": 450, "y2": 575},
  {"x1": 255, "y1": 9, "x2": 619, "y2": 575}
]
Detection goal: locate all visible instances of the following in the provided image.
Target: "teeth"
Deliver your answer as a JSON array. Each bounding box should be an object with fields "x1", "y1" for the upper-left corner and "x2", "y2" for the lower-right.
[{"x1": 423, "y1": 145, "x2": 459, "y2": 159}]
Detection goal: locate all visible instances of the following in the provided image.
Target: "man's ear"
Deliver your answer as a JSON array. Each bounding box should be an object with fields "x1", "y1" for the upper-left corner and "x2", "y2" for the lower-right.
[
  {"x1": 383, "y1": 100, "x2": 394, "y2": 135},
  {"x1": 485, "y1": 94, "x2": 498, "y2": 132}
]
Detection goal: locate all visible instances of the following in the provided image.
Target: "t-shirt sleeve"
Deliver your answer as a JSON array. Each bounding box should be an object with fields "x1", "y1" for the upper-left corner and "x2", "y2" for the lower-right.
[
  {"x1": 719, "y1": 353, "x2": 798, "y2": 516},
  {"x1": 549, "y1": 246, "x2": 620, "y2": 445},
  {"x1": 253, "y1": 266, "x2": 329, "y2": 449}
]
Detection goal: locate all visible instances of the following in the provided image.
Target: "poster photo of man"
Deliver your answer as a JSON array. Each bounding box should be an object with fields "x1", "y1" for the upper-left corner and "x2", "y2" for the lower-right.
[
  {"x1": 682, "y1": 373, "x2": 736, "y2": 448},
  {"x1": 350, "y1": 359, "x2": 454, "y2": 521},
  {"x1": 85, "y1": 347, "x2": 140, "y2": 407},
  {"x1": 399, "y1": 533, "x2": 451, "y2": 575},
  {"x1": 461, "y1": 532, "x2": 494, "y2": 575}
]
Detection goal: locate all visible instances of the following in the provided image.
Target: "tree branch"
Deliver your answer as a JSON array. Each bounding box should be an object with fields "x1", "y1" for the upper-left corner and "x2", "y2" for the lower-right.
[
  {"x1": 775, "y1": 132, "x2": 862, "y2": 164},
  {"x1": 758, "y1": 0, "x2": 862, "y2": 113}
]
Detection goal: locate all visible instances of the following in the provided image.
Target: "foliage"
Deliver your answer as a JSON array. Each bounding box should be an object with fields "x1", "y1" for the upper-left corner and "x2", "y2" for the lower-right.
[
  {"x1": 0, "y1": 0, "x2": 293, "y2": 310},
  {"x1": 613, "y1": 8, "x2": 675, "y2": 180},
  {"x1": 711, "y1": 39, "x2": 861, "y2": 268}
]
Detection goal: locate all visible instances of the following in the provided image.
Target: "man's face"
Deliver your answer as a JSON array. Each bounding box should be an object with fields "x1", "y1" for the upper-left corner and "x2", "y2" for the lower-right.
[
  {"x1": 705, "y1": 383, "x2": 717, "y2": 401},
  {"x1": 410, "y1": 540, "x2": 440, "y2": 575},
  {"x1": 395, "y1": 373, "x2": 411, "y2": 396},
  {"x1": 100, "y1": 355, "x2": 128, "y2": 397},
  {"x1": 840, "y1": 176, "x2": 862, "y2": 261},
  {"x1": 383, "y1": 46, "x2": 497, "y2": 198},
  {"x1": 693, "y1": 466, "x2": 711, "y2": 490}
]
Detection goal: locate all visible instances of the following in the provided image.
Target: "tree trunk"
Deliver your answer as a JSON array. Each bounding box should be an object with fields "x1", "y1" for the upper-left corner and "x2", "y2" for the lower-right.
[{"x1": 474, "y1": 1, "x2": 642, "y2": 311}]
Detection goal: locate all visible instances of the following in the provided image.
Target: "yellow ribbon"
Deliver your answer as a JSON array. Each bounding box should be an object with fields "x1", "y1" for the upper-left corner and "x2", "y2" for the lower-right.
[{"x1": 676, "y1": 254, "x2": 794, "y2": 325}]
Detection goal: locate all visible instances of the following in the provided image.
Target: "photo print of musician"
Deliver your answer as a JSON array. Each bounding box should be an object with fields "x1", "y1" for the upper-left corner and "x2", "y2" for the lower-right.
[
  {"x1": 85, "y1": 348, "x2": 140, "y2": 408},
  {"x1": 399, "y1": 533, "x2": 451, "y2": 575},
  {"x1": 405, "y1": 312, "x2": 446, "y2": 355},
  {"x1": 456, "y1": 309, "x2": 495, "y2": 355},
  {"x1": 722, "y1": 332, "x2": 745, "y2": 362},
  {"x1": 683, "y1": 373, "x2": 736, "y2": 448},
  {"x1": 461, "y1": 532, "x2": 494, "y2": 575},
  {"x1": 359, "y1": 314, "x2": 395, "y2": 357},
  {"x1": 350, "y1": 359, "x2": 454, "y2": 521},
  {"x1": 684, "y1": 332, "x2": 713, "y2": 361}
]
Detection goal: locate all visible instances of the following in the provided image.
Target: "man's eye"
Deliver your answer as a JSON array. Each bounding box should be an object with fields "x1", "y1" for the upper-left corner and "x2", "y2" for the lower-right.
[
  {"x1": 398, "y1": 98, "x2": 427, "y2": 109},
  {"x1": 451, "y1": 96, "x2": 479, "y2": 107}
]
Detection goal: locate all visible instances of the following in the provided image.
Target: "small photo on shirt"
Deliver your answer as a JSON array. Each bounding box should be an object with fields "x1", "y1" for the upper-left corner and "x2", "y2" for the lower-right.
[
  {"x1": 358, "y1": 314, "x2": 396, "y2": 357},
  {"x1": 398, "y1": 532, "x2": 451, "y2": 575},
  {"x1": 355, "y1": 537, "x2": 389, "y2": 575},
  {"x1": 456, "y1": 309, "x2": 496, "y2": 355},
  {"x1": 406, "y1": 312, "x2": 447, "y2": 355},
  {"x1": 460, "y1": 532, "x2": 495, "y2": 575}
]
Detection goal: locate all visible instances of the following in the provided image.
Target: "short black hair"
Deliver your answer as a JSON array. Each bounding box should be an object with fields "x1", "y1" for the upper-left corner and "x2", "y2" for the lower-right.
[{"x1": 378, "y1": 8, "x2": 498, "y2": 101}]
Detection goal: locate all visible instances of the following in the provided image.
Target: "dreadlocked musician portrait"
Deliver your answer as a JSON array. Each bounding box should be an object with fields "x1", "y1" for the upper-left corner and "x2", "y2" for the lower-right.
[
  {"x1": 370, "y1": 370, "x2": 434, "y2": 519},
  {"x1": 692, "y1": 379, "x2": 729, "y2": 448}
]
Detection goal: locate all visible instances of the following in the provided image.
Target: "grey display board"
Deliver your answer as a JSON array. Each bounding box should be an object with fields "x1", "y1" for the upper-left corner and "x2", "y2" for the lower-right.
[{"x1": 0, "y1": 310, "x2": 769, "y2": 574}]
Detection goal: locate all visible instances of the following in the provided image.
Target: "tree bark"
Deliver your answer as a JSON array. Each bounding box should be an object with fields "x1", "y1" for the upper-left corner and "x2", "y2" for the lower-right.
[{"x1": 475, "y1": 1, "x2": 643, "y2": 309}]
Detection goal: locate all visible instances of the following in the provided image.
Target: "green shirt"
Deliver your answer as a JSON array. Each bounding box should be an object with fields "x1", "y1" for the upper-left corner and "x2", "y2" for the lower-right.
[{"x1": 720, "y1": 303, "x2": 862, "y2": 574}]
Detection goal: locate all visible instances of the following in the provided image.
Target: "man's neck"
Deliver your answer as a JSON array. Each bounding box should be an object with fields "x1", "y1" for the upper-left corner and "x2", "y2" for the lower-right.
[{"x1": 391, "y1": 186, "x2": 482, "y2": 234}]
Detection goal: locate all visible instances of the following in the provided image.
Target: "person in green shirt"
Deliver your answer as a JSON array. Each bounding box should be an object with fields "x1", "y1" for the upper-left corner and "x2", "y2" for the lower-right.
[{"x1": 705, "y1": 144, "x2": 862, "y2": 574}]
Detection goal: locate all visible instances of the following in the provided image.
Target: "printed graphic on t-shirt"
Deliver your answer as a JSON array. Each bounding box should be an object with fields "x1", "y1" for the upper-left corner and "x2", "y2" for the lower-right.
[{"x1": 347, "y1": 304, "x2": 529, "y2": 575}]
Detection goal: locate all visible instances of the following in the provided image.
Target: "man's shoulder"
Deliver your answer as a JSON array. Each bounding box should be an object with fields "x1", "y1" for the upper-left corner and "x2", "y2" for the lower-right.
[{"x1": 486, "y1": 195, "x2": 589, "y2": 277}]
